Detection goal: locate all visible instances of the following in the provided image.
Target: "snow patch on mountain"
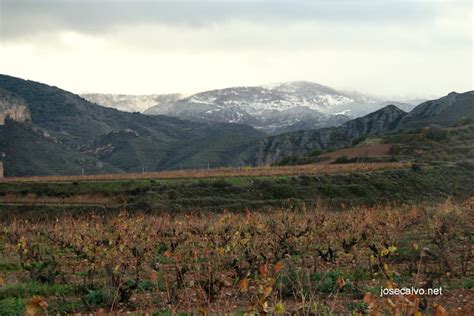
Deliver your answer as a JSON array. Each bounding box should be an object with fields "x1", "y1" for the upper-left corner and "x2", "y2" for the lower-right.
[
  {"x1": 81, "y1": 93, "x2": 183, "y2": 113},
  {"x1": 83, "y1": 81, "x2": 418, "y2": 135},
  {"x1": 143, "y1": 81, "x2": 417, "y2": 134}
]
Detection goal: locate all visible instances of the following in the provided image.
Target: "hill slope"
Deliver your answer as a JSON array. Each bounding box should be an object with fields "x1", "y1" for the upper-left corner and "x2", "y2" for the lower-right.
[
  {"x1": 0, "y1": 75, "x2": 265, "y2": 176},
  {"x1": 399, "y1": 91, "x2": 474, "y2": 129},
  {"x1": 257, "y1": 105, "x2": 407, "y2": 164},
  {"x1": 256, "y1": 91, "x2": 473, "y2": 164}
]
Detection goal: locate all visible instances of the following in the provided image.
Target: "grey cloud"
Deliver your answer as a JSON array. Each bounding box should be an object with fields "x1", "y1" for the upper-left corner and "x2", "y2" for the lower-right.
[{"x1": 1, "y1": 0, "x2": 440, "y2": 40}]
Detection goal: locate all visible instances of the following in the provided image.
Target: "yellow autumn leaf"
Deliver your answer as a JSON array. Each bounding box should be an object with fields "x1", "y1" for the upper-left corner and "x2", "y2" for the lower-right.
[
  {"x1": 274, "y1": 302, "x2": 285, "y2": 313},
  {"x1": 261, "y1": 301, "x2": 270, "y2": 312},
  {"x1": 150, "y1": 269, "x2": 159, "y2": 282},
  {"x1": 433, "y1": 303, "x2": 448, "y2": 316},
  {"x1": 363, "y1": 292, "x2": 376, "y2": 309},
  {"x1": 274, "y1": 260, "x2": 284, "y2": 273},
  {"x1": 24, "y1": 296, "x2": 48, "y2": 316},
  {"x1": 337, "y1": 277, "x2": 346, "y2": 289},
  {"x1": 199, "y1": 306, "x2": 207, "y2": 316},
  {"x1": 259, "y1": 286, "x2": 272, "y2": 301},
  {"x1": 239, "y1": 238, "x2": 250, "y2": 245},
  {"x1": 238, "y1": 278, "x2": 249, "y2": 292}
]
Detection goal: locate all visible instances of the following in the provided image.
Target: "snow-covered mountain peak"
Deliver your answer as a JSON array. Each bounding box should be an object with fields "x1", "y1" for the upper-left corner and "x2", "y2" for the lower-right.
[
  {"x1": 265, "y1": 81, "x2": 339, "y2": 95},
  {"x1": 82, "y1": 81, "x2": 418, "y2": 135},
  {"x1": 179, "y1": 81, "x2": 370, "y2": 118}
]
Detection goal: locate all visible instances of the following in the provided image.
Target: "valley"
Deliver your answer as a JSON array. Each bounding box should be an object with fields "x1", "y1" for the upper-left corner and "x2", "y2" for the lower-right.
[{"x1": 0, "y1": 75, "x2": 473, "y2": 315}]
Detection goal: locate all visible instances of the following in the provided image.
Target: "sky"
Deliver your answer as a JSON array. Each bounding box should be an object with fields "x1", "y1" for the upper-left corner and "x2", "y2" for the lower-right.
[{"x1": 0, "y1": 0, "x2": 472, "y2": 99}]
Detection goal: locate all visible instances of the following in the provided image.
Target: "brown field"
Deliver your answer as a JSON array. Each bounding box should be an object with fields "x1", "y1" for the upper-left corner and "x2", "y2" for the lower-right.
[
  {"x1": 0, "y1": 161, "x2": 409, "y2": 183},
  {"x1": 0, "y1": 193, "x2": 113, "y2": 206},
  {"x1": 0, "y1": 199, "x2": 472, "y2": 314},
  {"x1": 319, "y1": 144, "x2": 393, "y2": 162}
]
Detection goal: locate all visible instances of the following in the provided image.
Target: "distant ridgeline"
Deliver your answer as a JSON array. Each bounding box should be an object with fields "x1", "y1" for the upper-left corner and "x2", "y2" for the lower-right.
[{"x1": 257, "y1": 91, "x2": 474, "y2": 165}]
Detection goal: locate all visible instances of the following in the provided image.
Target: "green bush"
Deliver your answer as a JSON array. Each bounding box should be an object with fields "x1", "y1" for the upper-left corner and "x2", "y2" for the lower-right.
[
  {"x1": 0, "y1": 282, "x2": 72, "y2": 300},
  {"x1": 270, "y1": 184, "x2": 297, "y2": 199},
  {"x1": 277, "y1": 155, "x2": 300, "y2": 166},
  {"x1": 211, "y1": 179, "x2": 232, "y2": 189},
  {"x1": 0, "y1": 298, "x2": 26, "y2": 316},
  {"x1": 0, "y1": 262, "x2": 22, "y2": 272},
  {"x1": 347, "y1": 302, "x2": 367, "y2": 314},
  {"x1": 423, "y1": 125, "x2": 449, "y2": 142},
  {"x1": 348, "y1": 185, "x2": 367, "y2": 197},
  {"x1": 310, "y1": 149, "x2": 322, "y2": 157},
  {"x1": 462, "y1": 278, "x2": 474, "y2": 289},
  {"x1": 138, "y1": 279, "x2": 155, "y2": 292},
  {"x1": 411, "y1": 164, "x2": 422, "y2": 172},
  {"x1": 84, "y1": 287, "x2": 114, "y2": 307},
  {"x1": 320, "y1": 184, "x2": 339, "y2": 197},
  {"x1": 278, "y1": 269, "x2": 354, "y2": 298},
  {"x1": 334, "y1": 156, "x2": 350, "y2": 164}
]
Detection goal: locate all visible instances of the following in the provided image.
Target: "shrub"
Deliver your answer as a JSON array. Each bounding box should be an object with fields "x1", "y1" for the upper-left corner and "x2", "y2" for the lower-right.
[
  {"x1": 17, "y1": 240, "x2": 60, "y2": 284},
  {"x1": 334, "y1": 156, "x2": 349, "y2": 164},
  {"x1": 277, "y1": 155, "x2": 300, "y2": 166},
  {"x1": 270, "y1": 184, "x2": 297, "y2": 199},
  {"x1": 84, "y1": 287, "x2": 114, "y2": 307},
  {"x1": 411, "y1": 163, "x2": 422, "y2": 172},
  {"x1": 462, "y1": 278, "x2": 474, "y2": 289},
  {"x1": 0, "y1": 298, "x2": 26, "y2": 316},
  {"x1": 211, "y1": 179, "x2": 231, "y2": 189},
  {"x1": 422, "y1": 125, "x2": 449, "y2": 142},
  {"x1": 310, "y1": 149, "x2": 322, "y2": 157}
]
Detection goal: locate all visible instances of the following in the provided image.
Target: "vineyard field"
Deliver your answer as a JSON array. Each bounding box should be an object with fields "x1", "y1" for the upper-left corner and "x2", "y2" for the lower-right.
[
  {"x1": 0, "y1": 200, "x2": 472, "y2": 314},
  {"x1": 0, "y1": 162, "x2": 408, "y2": 184}
]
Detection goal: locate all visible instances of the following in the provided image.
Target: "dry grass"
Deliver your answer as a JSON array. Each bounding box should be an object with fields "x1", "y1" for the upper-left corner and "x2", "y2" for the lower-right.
[
  {"x1": 0, "y1": 161, "x2": 410, "y2": 183},
  {"x1": 0, "y1": 193, "x2": 112, "y2": 206}
]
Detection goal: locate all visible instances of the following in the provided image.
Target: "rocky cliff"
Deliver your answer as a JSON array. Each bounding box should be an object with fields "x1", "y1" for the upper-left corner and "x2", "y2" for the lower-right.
[
  {"x1": 258, "y1": 105, "x2": 407, "y2": 164},
  {"x1": 0, "y1": 88, "x2": 31, "y2": 125}
]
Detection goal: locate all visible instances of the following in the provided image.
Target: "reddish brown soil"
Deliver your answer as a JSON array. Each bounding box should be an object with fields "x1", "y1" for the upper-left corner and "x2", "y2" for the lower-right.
[{"x1": 320, "y1": 144, "x2": 393, "y2": 162}]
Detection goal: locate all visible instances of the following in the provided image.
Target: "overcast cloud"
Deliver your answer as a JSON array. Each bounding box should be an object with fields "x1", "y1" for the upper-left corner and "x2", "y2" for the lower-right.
[{"x1": 0, "y1": 0, "x2": 472, "y2": 98}]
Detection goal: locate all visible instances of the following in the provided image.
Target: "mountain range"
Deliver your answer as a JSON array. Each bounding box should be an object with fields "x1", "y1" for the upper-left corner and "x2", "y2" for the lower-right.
[
  {"x1": 257, "y1": 91, "x2": 474, "y2": 164},
  {"x1": 82, "y1": 81, "x2": 417, "y2": 134},
  {"x1": 1, "y1": 74, "x2": 472, "y2": 177},
  {"x1": 0, "y1": 75, "x2": 264, "y2": 176}
]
